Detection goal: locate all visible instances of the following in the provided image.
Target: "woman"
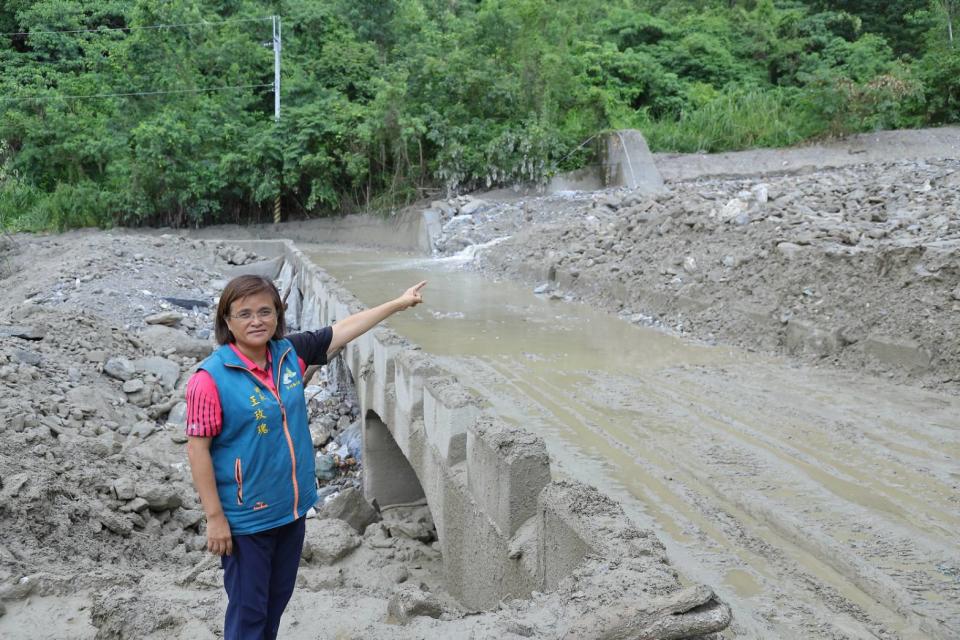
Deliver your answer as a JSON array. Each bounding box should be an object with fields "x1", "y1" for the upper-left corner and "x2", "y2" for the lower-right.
[{"x1": 185, "y1": 274, "x2": 426, "y2": 640}]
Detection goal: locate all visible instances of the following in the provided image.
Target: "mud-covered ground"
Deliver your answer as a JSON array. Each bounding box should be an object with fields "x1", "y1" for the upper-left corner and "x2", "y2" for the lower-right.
[
  {"x1": 0, "y1": 232, "x2": 723, "y2": 639},
  {"x1": 0, "y1": 234, "x2": 541, "y2": 639}
]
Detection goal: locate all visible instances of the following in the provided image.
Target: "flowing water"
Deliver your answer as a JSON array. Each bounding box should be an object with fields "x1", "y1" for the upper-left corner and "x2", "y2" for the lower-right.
[{"x1": 304, "y1": 243, "x2": 960, "y2": 640}]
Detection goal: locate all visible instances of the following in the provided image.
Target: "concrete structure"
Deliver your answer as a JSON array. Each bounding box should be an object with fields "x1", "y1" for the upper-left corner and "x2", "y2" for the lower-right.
[
  {"x1": 169, "y1": 210, "x2": 436, "y2": 254},
  {"x1": 546, "y1": 129, "x2": 666, "y2": 195},
  {"x1": 606, "y1": 129, "x2": 666, "y2": 193},
  {"x1": 230, "y1": 239, "x2": 730, "y2": 637},
  {"x1": 653, "y1": 125, "x2": 960, "y2": 182}
]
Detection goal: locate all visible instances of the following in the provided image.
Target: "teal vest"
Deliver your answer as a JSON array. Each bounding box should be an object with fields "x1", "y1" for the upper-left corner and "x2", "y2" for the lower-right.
[{"x1": 199, "y1": 338, "x2": 317, "y2": 535}]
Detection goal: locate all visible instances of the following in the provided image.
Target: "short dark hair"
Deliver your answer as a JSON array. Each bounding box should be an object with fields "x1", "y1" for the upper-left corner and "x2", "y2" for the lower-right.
[{"x1": 214, "y1": 275, "x2": 286, "y2": 345}]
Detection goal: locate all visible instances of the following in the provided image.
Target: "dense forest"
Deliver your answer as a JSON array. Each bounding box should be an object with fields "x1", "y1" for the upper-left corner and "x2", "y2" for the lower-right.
[{"x1": 1, "y1": 0, "x2": 957, "y2": 230}]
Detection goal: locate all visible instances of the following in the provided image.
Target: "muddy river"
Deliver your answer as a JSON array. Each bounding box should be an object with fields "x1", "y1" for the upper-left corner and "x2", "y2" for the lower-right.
[{"x1": 305, "y1": 244, "x2": 960, "y2": 640}]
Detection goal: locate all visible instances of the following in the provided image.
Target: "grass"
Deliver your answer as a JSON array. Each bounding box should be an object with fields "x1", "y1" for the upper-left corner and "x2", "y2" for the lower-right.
[{"x1": 640, "y1": 88, "x2": 822, "y2": 153}]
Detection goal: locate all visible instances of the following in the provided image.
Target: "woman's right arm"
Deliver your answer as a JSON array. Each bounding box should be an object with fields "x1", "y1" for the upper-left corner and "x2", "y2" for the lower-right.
[{"x1": 186, "y1": 436, "x2": 233, "y2": 556}]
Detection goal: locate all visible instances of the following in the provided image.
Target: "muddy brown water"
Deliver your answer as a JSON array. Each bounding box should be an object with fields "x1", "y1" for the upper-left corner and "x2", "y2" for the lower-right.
[{"x1": 304, "y1": 244, "x2": 960, "y2": 640}]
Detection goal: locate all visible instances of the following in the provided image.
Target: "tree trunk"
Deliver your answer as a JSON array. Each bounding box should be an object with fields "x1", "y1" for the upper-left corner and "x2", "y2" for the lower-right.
[{"x1": 942, "y1": 0, "x2": 956, "y2": 48}]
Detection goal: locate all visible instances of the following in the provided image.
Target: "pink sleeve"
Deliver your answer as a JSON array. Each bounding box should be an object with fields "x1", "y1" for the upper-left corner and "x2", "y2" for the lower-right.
[
  {"x1": 185, "y1": 370, "x2": 223, "y2": 437},
  {"x1": 299, "y1": 357, "x2": 307, "y2": 377}
]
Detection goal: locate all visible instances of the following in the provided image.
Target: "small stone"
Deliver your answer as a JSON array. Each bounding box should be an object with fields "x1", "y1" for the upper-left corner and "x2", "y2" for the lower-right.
[
  {"x1": 133, "y1": 357, "x2": 181, "y2": 391},
  {"x1": 776, "y1": 242, "x2": 803, "y2": 260},
  {"x1": 751, "y1": 184, "x2": 769, "y2": 203},
  {"x1": 13, "y1": 349, "x2": 42, "y2": 366},
  {"x1": 137, "y1": 483, "x2": 182, "y2": 511},
  {"x1": 388, "y1": 521, "x2": 434, "y2": 543},
  {"x1": 167, "y1": 401, "x2": 187, "y2": 426},
  {"x1": 122, "y1": 379, "x2": 145, "y2": 394},
  {"x1": 387, "y1": 584, "x2": 445, "y2": 623},
  {"x1": 130, "y1": 420, "x2": 155, "y2": 438},
  {"x1": 139, "y1": 325, "x2": 212, "y2": 359},
  {"x1": 144, "y1": 311, "x2": 184, "y2": 326},
  {"x1": 952, "y1": 287, "x2": 960, "y2": 301},
  {"x1": 320, "y1": 487, "x2": 381, "y2": 533},
  {"x1": 719, "y1": 198, "x2": 748, "y2": 221},
  {"x1": 98, "y1": 511, "x2": 133, "y2": 537},
  {"x1": 459, "y1": 198, "x2": 488, "y2": 216},
  {"x1": 175, "y1": 509, "x2": 204, "y2": 529},
  {"x1": 0, "y1": 325, "x2": 45, "y2": 340},
  {"x1": 120, "y1": 497, "x2": 150, "y2": 513},
  {"x1": 104, "y1": 357, "x2": 136, "y2": 381},
  {"x1": 113, "y1": 477, "x2": 137, "y2": 500},
  {"x1": 384, "y1": 564, "x2": 410, "y2": 584}
]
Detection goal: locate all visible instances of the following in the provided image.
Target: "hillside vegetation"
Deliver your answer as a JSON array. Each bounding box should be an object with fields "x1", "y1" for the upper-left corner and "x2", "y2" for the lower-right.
[{"x1": 1, "y1": 0, "x2": 957, "y2": 229}]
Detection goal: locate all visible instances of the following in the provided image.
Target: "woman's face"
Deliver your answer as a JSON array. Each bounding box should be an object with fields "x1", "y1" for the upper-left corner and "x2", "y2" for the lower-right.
[{"x1": 225, "y1": 291, "x2": 278, "y2": 353}]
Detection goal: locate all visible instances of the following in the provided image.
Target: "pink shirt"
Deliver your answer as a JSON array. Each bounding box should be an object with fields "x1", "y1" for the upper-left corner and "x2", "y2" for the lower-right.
[{"x1": 185, "y1": 344, "x2": 307, "y2": 438}]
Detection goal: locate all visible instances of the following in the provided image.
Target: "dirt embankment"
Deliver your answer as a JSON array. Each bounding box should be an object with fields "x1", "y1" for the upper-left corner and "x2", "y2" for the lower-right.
[{"x1": 434, "y1": 157, "x2": 960, "y2": 392}]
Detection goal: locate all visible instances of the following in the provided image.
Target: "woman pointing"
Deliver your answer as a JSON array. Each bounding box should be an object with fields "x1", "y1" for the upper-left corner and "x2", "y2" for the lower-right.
[{"x1": 185, "y1": 274, "x2": 426, "y2": 640}]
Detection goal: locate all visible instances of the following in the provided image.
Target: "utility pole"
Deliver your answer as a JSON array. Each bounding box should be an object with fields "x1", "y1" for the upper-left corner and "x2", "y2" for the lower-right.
[{"x1": 273, "y1": 15, "x2": 282, "y2": 225}]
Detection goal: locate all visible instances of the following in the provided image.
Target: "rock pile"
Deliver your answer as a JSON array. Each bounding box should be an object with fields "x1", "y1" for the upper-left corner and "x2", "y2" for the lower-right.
[{"x1": 0, "y1": 234, "x2": 257, "y2": 601}]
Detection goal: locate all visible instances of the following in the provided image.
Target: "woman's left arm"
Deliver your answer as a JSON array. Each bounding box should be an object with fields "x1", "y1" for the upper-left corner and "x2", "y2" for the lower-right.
[{"x1": 327, "y1": 281, "x2": 426, "y2": 358}]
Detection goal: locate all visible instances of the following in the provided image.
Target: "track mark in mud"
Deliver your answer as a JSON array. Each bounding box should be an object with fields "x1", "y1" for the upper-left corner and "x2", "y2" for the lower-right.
[{"x1": 444, "y1": 357, "x2": 913, "y2": 637}]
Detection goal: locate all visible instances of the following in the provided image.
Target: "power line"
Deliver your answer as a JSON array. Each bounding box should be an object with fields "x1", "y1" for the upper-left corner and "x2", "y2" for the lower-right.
[
  {"x1": 0, "y1": 16, "x2": 272, "y2": 38},
  {"x1": 0, "y1": 82, "x2": 274, "y2": 103}
]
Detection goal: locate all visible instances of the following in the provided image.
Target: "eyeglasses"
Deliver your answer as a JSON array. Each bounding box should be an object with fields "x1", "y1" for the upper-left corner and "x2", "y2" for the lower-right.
[{"x1": 228, "y1": 308, "x2": 277, "y2": 322}]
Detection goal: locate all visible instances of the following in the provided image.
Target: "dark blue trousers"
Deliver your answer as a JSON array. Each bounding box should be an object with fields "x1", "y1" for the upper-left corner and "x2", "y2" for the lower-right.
[{"x1": 221, "y1": 517, "x2": 306, "y2": 640}]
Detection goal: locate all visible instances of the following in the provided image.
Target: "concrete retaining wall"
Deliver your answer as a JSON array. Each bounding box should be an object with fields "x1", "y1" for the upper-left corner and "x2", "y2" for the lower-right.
[
  {"x1": 229, "y1": 239, "x2": 728, "y2": 631},
  {"x1": 168, "y1": 209, "x2": 433, "y2": 253},
  {"x1": 654, "y1": 125, "x2": 960, "y2": 182}
]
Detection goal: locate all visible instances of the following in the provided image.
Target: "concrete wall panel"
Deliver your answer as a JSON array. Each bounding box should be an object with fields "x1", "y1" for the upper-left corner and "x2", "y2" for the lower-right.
[
  {"x1": 467, "y1": 418, "x2": 551, "y2": 538},
  {"x1": 422, "y1": 377, "x2": 478, "y2": 465}
]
